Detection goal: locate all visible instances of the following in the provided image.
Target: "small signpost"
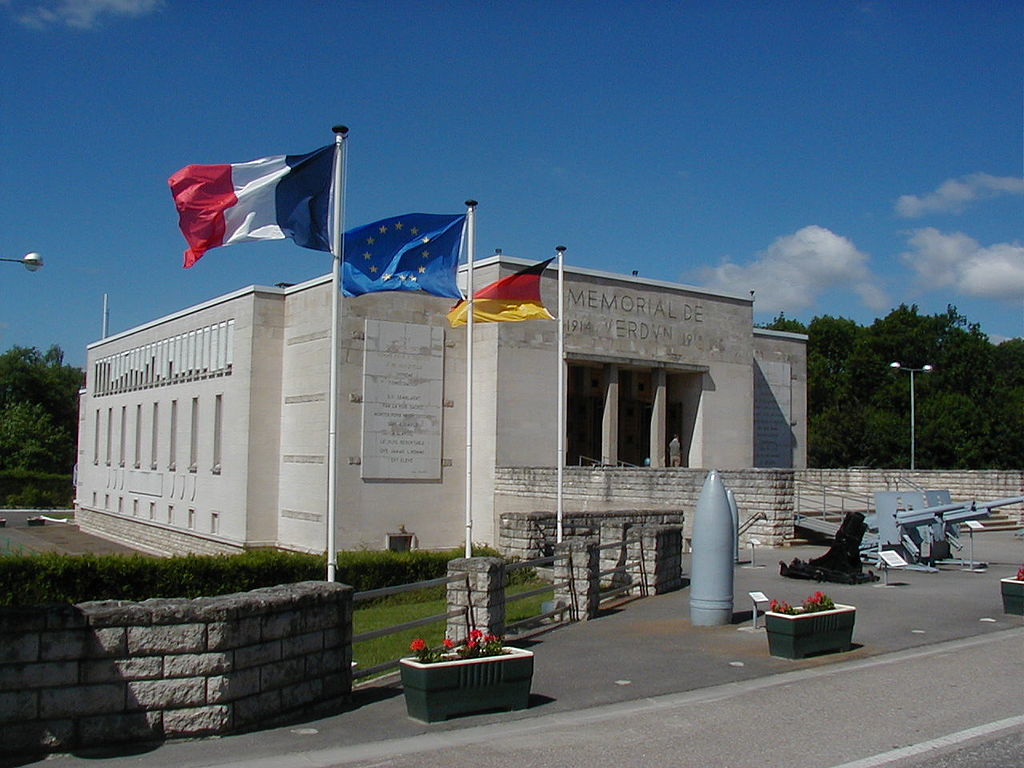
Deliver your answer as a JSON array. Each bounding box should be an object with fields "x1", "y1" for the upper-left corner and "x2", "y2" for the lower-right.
[
  {"x1": 749, "y1": 591, "x2": 769, "y2": 629},
  {"x1": 877, "y1": 549, "x2": 908, "y2": 586},
  {"x1": 963, "y1": 520, "x2": 984, "y2": 571}
]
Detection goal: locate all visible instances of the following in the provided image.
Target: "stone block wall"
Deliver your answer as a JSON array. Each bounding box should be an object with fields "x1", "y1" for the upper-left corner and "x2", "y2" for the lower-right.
[
  {"x1": 796, "y1": 469, "x2": 1024, "y2": 522},
  {"x1": 495, "y1": 467, "x2": 794, "y2": 548},
  {"x1": 76, "y1": 507, "x2": 244, "y2": 557},
  {"x1": 500, "y1": 508, "x2": 686, "y2": 560},
  {"x1": 0, "y1": 582, "x2": 352, "y2": 757}
]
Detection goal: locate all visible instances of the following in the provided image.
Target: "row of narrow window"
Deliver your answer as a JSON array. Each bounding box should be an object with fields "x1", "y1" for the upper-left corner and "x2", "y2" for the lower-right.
[
  {"x1": 92, "y1": 492, "x2": 219, "y2": 534},
  {"x1": 93, "y1": 320, "x2": 234, "y2": 397},
  {"x1": 93, "y1": 395, "x2": 223, "y2": 474}
]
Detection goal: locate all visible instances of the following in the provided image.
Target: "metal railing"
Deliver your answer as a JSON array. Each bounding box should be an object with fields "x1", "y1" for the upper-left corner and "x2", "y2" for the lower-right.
[
  {"x1": 794, "y1": 480, "x2": 874, "y2": 521},
  {"x1": 576, "y1": 456, "x2": 640, "y2": 468},
  {"x1": 505, "y1": 555, "x2": 566, "y2": 633},
  {"x1": 596, "y1": 538, "x2": 639, "y2": 602},
  {"x1": 350, "y1": 573, "x2": 466, "y2": 680}
]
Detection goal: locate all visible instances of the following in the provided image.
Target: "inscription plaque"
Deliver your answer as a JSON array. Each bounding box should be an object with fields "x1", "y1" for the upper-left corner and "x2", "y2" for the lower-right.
[{"x1": 361, "y1": 320, "x2": 444, "y2": 480}]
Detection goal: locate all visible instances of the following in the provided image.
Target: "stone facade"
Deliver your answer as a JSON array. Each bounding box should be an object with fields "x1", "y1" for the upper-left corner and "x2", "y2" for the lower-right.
[
  {"x1": 0, "y1": 582, "x2": 352, "y2": 756},
  {"x1": 75, "y1": 255, "x2": 806, "y2": 558}
]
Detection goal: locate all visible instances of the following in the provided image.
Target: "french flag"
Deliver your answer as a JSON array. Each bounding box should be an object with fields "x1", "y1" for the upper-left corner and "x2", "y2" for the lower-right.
[{"x1": 168, "y1": 144, "x2": 334, "y2": 268}]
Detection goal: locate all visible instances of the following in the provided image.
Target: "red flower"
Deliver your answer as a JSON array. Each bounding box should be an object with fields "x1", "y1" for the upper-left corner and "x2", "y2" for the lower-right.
[
  {"x1": 410, "y1": 638, "x2": 427, "y2": 652},
  {"x1": 443, "y1": 638, "x2": 455, "y2": 649}
]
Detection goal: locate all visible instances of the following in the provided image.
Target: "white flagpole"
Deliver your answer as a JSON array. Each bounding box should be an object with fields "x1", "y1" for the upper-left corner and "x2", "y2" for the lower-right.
[
  {"x1": 326, "y1": 125, "x2": 348, "y2": 582},
  {"x1": 556, "y1": 246, "x2": 566, "y2": 543},
  {"x1": 464, "y1": 200, "x2": 477, "y2": 558}
]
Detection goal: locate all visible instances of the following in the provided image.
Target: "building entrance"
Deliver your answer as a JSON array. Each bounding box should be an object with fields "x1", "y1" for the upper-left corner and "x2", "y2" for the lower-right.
[{"x1": 566, "y1": 362, "x2": 704, "y2": 468}]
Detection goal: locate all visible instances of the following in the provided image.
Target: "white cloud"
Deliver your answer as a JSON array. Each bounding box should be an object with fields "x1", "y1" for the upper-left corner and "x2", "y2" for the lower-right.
[
  {"x1": 5, "y1": 0, "x2": 161, "y2": 29},
  {"x1": 895, "y1": 173, "x2": 1024, "y2": 218},
  {"x1": 900, "y1": 227, "x2": 1024, "y2": 300},
  {"x1": 698, "y1": 225, "x2": 888, "y2": 314}
]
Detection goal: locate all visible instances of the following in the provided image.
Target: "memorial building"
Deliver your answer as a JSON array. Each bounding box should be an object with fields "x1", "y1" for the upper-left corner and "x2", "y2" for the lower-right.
[{"x1": 74, "y1": 254, "x2": 807, "y2": 556}]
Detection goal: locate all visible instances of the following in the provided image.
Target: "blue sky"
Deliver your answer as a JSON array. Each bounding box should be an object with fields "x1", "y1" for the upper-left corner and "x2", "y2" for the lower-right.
[{"x1": 1, "y1": 0, "x2": 1021, "y2": 368}]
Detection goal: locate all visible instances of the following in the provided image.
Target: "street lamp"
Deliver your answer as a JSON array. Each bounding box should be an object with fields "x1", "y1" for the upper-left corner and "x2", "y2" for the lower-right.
[
  {"x1": 889, "y1": 361, "x2": 933, "y2": 470},
  {"x1": 0, "y1": 252, "x2": 44, "y2": 272}
]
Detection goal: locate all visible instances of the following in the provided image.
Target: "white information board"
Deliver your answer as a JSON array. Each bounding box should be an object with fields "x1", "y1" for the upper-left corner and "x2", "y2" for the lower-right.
[
  {"x1": 748, "y1": 591, "x2": 769, "y2": 603},
  {"x1": 963, "y1": 520, "x2": 984, "y2": 530},
  {"x1": 878, "y1": 550, "x2": 908, "y2": 568}
]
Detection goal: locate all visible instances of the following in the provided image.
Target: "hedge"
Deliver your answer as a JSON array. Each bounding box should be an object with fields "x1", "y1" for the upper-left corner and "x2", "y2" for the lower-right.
[{"x1": 0, "y1": 546, "x2": 524, "y2": 606}]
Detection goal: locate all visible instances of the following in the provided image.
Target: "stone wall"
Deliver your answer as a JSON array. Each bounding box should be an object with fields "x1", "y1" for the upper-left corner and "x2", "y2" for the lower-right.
[
  {"x1": 76, "y1": 507, "x2": 244, "y2": 557},
  {"x1": 796, "y1": 469, "x2": 1024, "y2": 522},
  {"x1": 495, "y1": 467, "x2": 795, "y2": 548},
  {"x1": 495, "y1": 467, "x2": 1024, "y2": 550},
  {"x1": 0, "y1": 582, "x2": 352, "y2": 756}
]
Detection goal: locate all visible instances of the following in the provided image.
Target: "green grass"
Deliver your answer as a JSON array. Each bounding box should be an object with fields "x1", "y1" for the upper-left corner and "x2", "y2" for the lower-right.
[{"x1": 352, "y1": 580, "x2": 554, "y2": 678}]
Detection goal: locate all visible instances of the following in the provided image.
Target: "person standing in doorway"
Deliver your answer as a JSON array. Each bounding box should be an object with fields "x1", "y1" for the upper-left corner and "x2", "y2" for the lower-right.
[{"x1": 669, "y1": 434, "x2": 681, "y2": 467}]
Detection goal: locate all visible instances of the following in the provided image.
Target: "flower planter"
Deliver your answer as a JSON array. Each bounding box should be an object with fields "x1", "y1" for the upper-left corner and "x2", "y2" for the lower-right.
[
  {"x1": 764, "y1": 604, "x2": 856, "y2": 659},
  {"x1": 399, "y1": 647, "x2": 534, "y2": 722},
  {"x1": 1000, "y1": 579, "x2": 1024, "y2": 615}
]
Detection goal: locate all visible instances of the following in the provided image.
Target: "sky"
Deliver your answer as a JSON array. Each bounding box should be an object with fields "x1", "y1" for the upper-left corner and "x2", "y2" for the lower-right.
[{"x1": 1, "y1": 0, "x2": 1022, "y2": 368}]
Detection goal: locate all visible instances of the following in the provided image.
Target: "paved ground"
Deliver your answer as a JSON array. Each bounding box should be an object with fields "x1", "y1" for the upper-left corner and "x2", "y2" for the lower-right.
[
  {"x1": 10, "y1": 519, "x2": 1022, "y2": 767},
  {"x1": 0, "y1": 509, "x2": 141, "y2": 556}
]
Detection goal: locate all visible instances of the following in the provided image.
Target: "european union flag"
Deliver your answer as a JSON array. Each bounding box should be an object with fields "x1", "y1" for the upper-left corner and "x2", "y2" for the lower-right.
[{"x1": 342, "y1": 213, "x2": 466, "y2": 298}]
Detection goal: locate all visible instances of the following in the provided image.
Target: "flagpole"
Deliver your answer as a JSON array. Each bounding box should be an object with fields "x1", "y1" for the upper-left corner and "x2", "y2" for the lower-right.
[
  {"x1": 555, "y1": 246, "x2": 566, "y2": 543},
  {"x1": 464, "y1": 200, "x2": 477, "y2": 558},
  {"x1": 326, "y1": 125, "x2": 348, "y2": 582}
]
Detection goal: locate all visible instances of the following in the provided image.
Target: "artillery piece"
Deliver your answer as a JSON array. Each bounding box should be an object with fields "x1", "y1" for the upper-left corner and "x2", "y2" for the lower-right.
[{"x1": 868, "y1": 491, "x2": 1024, "y2": 571}]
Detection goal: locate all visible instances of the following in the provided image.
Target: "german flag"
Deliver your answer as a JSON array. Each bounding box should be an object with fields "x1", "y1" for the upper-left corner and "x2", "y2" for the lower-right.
[{"x1": 447, "y1": 258, "x2": 555, "y2": 327}]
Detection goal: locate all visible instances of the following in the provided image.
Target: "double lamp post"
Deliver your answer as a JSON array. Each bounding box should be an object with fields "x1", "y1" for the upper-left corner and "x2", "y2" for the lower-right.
[{"x1": 889, "y1": 361, "x2": 933, "y2": 470}]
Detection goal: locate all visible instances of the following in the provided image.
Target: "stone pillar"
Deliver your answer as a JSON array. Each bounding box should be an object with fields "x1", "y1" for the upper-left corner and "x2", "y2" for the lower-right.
[
  {"x1": 601, "y1": 364, "x2": 619, "y2": 465},
  {"x1": 650, "y1": 368, "x2": 667, "y2": 468},
  {"x1": 553, "y1": 538, "x2": 600, "y2": 621},
  {"x1": 600, "y1": 521, "x2": 631, "y2": 592},
  {"x1": 627, "y1": 525, "x2": 684, "y2": 595},
  {"x1": 446, "y1": 557, "x2": 506, "y2": 642}
]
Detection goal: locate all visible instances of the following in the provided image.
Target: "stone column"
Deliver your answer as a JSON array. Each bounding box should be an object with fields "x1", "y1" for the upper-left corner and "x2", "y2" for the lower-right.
[
  {"x1": 650, "y1": 368, "x2": 667, "y2": 468},
  {"x1": 601, "y1": 364, "x2": 619, "y2": 465},
  {"x1": 553, "y1": 538, "x2": 600, "y2": 621},
  {"x1": 446, "y1": 557, "x2": 506, "y2": 642},
  {"x1": 627, "y1": 525, "x2": 684, "y2": 595},
  {"x1": 600, "y1": 521, "x2": 631, "y2": 592}
]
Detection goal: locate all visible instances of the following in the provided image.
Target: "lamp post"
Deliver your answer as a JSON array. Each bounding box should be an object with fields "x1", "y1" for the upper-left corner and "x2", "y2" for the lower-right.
[
  {"x1": 0, "y1": 252, "x2": 44, "y2": 272},
  {"x1": 889, "y1": 361, "x2": 933, "y2": 470}
]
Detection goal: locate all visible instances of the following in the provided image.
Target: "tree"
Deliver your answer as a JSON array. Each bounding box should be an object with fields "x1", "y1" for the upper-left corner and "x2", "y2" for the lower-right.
[
  {"x1": 800, "y1": 306, "x2": 1023, "y2": 469},
  {"x1": 0, "y1": 346, "x2": 82, "y2": 473}
]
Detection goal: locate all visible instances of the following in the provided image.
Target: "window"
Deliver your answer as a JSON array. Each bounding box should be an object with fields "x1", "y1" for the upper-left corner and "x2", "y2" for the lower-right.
[
  {"x1": 151, "y1": 402, "x2": 159, "y2": 470},
  {"x1": 132, "y1": 499, "x2": 139, "y2": 517},
  {"x1": 167, "y1": 504, "x2": 174, "y2": 525},
  {"x1": 212, "y1": 394, "x2": 223, "y2": 473},
  {"x1": 149, "y1": 501, "x2": 155, "y2": 520},
  {"x1": 105, "y1": 408, "x2": 112, "y2": 466},
  {"x1": 210, "y1": 511, "x2": 219, "y2": 534},
  {"x1": 134, "y1": 404, "x2": 142, "y2": 468},
  {"x1": 189, "y1": 397, "x2": 199, "y2": 472},
  {"x1": 119, "y1": 406, "x2": 126, "y2": 467},
  {"x1": 187, "y1": 508, "x2": 195, "y2": 530},
  {"x1": 93, "y1": 409, "x2": 100, "y2": 464},
  {"x1": 169, "y1": 400, "x2": 177, "y2": 470}
]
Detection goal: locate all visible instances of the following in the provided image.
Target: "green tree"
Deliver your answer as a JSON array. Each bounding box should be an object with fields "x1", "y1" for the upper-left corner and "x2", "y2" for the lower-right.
[
  {"x1": 801, "y1": 305, "x2": 1023, "y2": 469},
  {"x1": 0, "y1": 345, "x2": 82, "y2": 473}
]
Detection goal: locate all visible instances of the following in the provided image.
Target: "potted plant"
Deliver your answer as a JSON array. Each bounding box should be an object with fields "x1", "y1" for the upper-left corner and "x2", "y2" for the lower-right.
[
  {"x1": 1000, "y1": 566, "x2": 1024, "y2": 616},
  {"x1": 399, "y1": 629, "x2": 534, "y2": 722},
  {"x1": 764, "y1": 591, "x2": 857, "y2": 659}
]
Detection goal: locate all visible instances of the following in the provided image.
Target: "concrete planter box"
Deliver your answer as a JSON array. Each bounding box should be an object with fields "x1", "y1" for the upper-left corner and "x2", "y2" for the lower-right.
[
  {"x1": 765, "y1": 604, "x2": 856, "y2": 659},
  {"x1": 1000, "y1": 578, "x2": 1024, "y2": 615},
  {"x1": 399, "y1": 647, "x2": 534, "y2": 722}
]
